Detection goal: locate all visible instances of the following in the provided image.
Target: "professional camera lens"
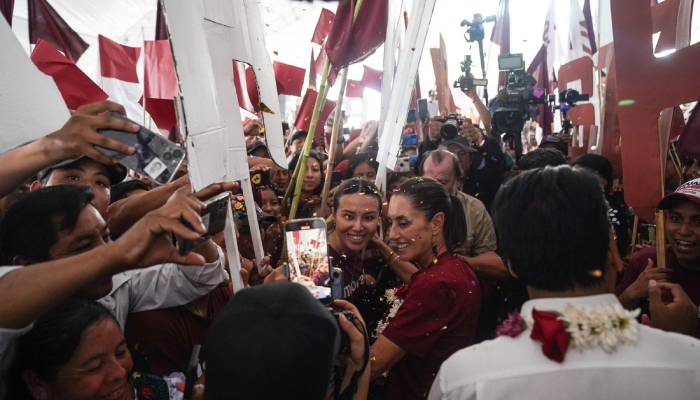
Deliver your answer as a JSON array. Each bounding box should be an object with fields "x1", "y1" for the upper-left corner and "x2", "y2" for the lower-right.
[
  {"x1": 172, "y1": 149, "x2": 183, "y2": 159},
  {"x1": 440, "y1": 119, "x2": 461, "y2": 140},
  {"x1": 492, "y1": 108, "x2": 524, "y2": 136},
  {"x1": 565, "y1": 89, "x2": 579, "y2": 103},
  {"x1": 162, "y1": 151, "x2": 173, "y2": 161}
]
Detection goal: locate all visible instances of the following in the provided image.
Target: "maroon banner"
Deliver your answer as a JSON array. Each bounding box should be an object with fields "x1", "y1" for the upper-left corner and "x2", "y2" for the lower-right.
[{"x1": 28, "y1": 0, "x2": 88, "y2": 62}]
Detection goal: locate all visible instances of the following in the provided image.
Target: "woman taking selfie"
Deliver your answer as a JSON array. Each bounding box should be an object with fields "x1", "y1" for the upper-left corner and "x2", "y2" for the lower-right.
[
  {"x1": 370, "y1": 177, "x2": 481, "y2": 400},
  {"x1": 328, "y1": 179, "x2": 414, "y2": 332}
]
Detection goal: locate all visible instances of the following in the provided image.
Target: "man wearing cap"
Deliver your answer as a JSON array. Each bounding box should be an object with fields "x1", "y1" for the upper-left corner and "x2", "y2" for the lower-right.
[
  {"x1": 247, "y1": 141, "x2": 270, "y2": 159},
  {"x1": 616, "y1": 179, "x2": 700, "y2": 337},
  {"x1": 539, "y1": 134, "x2": 569, "y2": 159}
]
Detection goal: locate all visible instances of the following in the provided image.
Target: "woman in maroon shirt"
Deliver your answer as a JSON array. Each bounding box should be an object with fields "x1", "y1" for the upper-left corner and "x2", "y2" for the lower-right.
[{"x1": 370, "y1": 177, "x2": 481, "y2": 399}]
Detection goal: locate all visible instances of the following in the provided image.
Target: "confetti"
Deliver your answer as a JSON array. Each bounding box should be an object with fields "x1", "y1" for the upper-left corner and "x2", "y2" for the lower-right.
[{"x1": 618, "y1": 99, "x2": 635, "y2": 107}]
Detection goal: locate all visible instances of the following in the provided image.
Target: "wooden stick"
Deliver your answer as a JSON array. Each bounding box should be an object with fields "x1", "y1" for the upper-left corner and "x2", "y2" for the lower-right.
[
  {"x1": 656, "y1": 210, "x2": 666, "y2": 268},
  {"x1": 630, "y1": 215, "x2": 639, "y2": 257},
  {"x1": 319, "y1": 68, "x2": 349, "y2": 217}
]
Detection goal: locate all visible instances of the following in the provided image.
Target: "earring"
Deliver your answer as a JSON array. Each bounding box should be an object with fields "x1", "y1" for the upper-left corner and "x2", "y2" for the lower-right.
[{"x1": 431, "y1": 235, "x2": 439, "y2": 263}]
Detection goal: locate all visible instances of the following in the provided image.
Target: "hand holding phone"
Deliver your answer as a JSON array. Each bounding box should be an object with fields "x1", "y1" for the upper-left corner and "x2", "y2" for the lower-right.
[
  {"x1": 285, "y1": 218, "x2": 334, "y2": 305},
  {"x1": 177, "y1": 192, "x2": 230, "y2": 255}
]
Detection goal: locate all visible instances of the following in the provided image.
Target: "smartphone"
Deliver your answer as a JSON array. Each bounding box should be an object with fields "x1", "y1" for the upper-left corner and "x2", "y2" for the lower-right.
[
  {"x1": 177, "y1": 192, "x2": 230, "y2": 255},
  {"x1": 639, "y1": 223, "x2": 656, "y2": 246},
  {"x1": 98, "y1": 111, "x2": 185, "y2": 186},
  {"x1": 395, "y1": 156, "x2": 411, "y2": 172},
  {"x1": 418, "y1": 99, "x2": 428, "y2": 121},
  {"x1": 402, "y1": 133, "x2": 418, "y2": 146},
  {"x1": 330, "y1": 171, "x2": 343, "y2": 189},
  {"x1": 183, "y1": 344, "x2": 201, "y2": 399},
  {"x1": 250, "y1": 170, "x2": 271, "y2": 188},
  {"x1": 284, "y1": 218, "x2": 333, "y2": 304},
  {"x1": 406, "y1": 109, "x2": 417, "y2": 123},
  {"x1": 427, "y1": 100, "x2": 440, "y2": 118}
]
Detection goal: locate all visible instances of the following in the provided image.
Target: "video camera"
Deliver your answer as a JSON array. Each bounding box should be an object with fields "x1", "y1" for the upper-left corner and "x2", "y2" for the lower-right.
[
  {"x1": 454, "y1": 55, "x2": 488, "y2": 92},
  {"x1": 454, "y1": 14, "x2": 496, "y2": 96},
  {"x1": 549, "y1": 89, "x2": 590, "y2": 134}
]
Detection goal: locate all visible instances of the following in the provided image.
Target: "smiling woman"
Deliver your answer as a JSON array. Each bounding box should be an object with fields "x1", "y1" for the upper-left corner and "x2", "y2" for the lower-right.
[{"x1": 8, "y1": 298, "x2": 172, "y2": 400}]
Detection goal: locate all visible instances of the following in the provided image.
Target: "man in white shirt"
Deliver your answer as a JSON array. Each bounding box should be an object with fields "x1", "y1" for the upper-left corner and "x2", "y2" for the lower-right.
[{"x1": 429, "y1": 166, "x2": 700, "y2": 400}]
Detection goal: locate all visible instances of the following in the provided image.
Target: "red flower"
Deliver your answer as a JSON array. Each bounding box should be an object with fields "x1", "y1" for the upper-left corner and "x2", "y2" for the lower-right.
[
  {"x1": 394, "y1": 284, "x2": 408, "y2": 299},
  {"x1": 530, "y1": 309, "x2": 570, "y2": 363},
  {"x1": 138, "y1": 384, "x2": 157, "y2": 399}
]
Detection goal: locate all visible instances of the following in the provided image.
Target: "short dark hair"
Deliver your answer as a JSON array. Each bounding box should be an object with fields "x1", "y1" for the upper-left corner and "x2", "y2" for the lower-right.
[
  {"x1": 393, "y1": 177, "x2": 467, "y2": 253},
  {"x1": 110, "y1": 179, "x2": 150, "y2": 203},
  {"x1": 517, "y1": 148, "x2": 568, "y2": 171},
  {"x1": 0, "y1": 185, "x2": 95, "y2": 264},
  {"x1": 9, "y1": 298, "x2": 117, "y2": 398},
  {"x1": 333, "y1": 178, "x2": 382, "y2": 214},
  {"x1": 493, "y1": 166, "x2": 611, "y2": 292},
  {"x1": 573, "y1": 154, "x2": 613, "y2": 193},
  {"x1": 418, "y1": 149, "x2": 464, "y2": 179},
  {"x1": 345, "y1": 152, "x2": 379, "y2": 179}
]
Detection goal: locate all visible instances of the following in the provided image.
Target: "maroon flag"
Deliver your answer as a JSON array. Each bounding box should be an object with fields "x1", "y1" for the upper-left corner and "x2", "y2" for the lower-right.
[
  {"x1": 527, "y1": 45, "x2": 554, "y2": 137},
  {"x1": 361, "y1": 65, "x2": 382, "y2": 92},
  {"x1": 676, "y1": 100, "x2": 700, "y2": 160},
  {"x1": 273, "y1": 61, "x2": 305, "y2": 97},
  {"x1": 155, "y1": 0, "x2": 168, "y2": 41},
  {"x1": 491, "y1": 0, "x2": 510, "y2": 88},
  {"x1": 582, "y1": 0, "x2": 597, "y2": 54},
  {"x1": 1, "y1": 0, "x2": 14, "y2": 26},
  {"x1": 98, "y1": 35, "x2": 140, "y2": 83},
  {"x1": 246, "y1": 66, "x2": 261, "y2": 113},
  {"x1": 345, "y1": 80, "x2": 364, "y2": 98},
  {"x1": 143, "y1": 40, "x2": 178, "y2": 133},
  {"x1": 430, "y1": 35, "x2": 457, "y2": 115},
  {"x1": 311, "y1": 8, "x2": 335, "y2": 45},
  {"x1": 309, "y1": 49, "x2": 317, "y2": 89},
  {"x1": 28, "y1": 0, "x2": 88, "y2": 63},
  {"x1": 31, "y1": 39, "x2": 108, "y2": 110},
  {"x1": 294, "y1": 89, "x2": 336, "y2": 138},
  {"x1": 233, "y1": 61, "x2": 256, "y2": 113},
  {"x1": 651, "y1": 0, "x2": 681, "y2": 53},
  {"x1": 325, "y1": 0, "x2": 388, "y2": 77}
]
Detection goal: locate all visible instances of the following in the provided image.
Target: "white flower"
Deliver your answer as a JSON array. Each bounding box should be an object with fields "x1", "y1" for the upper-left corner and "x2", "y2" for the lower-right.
[
  {"x1": 388, "y1": 299, "x2": 403, "y2": 319},
  {"x1": 385, "y1": 288, "x2": 397, "y2": 304},
  {"x1": 558, "y1": 303, "x2": 640, "y2": 353}
]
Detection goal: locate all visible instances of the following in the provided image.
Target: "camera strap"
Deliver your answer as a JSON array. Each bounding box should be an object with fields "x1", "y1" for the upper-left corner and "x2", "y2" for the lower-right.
[{"x1": 334, "y1": 322, "x2": 370, "y2": 400}]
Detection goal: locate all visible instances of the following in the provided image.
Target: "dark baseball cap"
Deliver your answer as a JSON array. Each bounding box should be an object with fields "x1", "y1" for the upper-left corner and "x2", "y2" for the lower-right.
[
  {"x1": 231, "y1": 194, "x2": 278, "y2": 227},
  {"x1": 443, "y1": 136, "x2": 478, "y2": 154},
  {"x1": 37, "y1": 157, "x2": 127, "y2": 185},
  {"x1": 289, "y1": 130, "x2": 308, "y2": 144},
  {"x1": 246, "y1": 141, "x2": 269, "y2": 156},
  {"x1": 540, "y1": 135, "x2": 568, "y2": 155}
]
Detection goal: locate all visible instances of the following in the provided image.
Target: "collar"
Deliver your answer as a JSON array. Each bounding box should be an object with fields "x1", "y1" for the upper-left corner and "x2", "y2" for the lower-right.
[{"x1": 520, "y1": 293, "x2": 621, "y2": 320}]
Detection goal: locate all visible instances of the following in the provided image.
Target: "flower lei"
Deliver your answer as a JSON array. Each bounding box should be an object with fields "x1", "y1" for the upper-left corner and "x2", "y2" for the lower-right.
[
  {"x1": 496, "y1": 303, "x2": 641, "y2": 363},
  {"x1": 373, "y1": 284, "x2": 409, "y2": 339}
]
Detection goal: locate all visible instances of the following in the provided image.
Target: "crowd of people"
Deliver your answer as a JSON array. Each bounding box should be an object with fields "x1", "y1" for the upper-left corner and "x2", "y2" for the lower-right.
[{"x1": 1, "y1": 78, "x2": 700, "y2": 400}]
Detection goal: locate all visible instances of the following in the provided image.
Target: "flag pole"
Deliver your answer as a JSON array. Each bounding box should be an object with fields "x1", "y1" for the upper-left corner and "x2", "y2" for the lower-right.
[
  {"x1": 285, "y1": 0, "x2": 365, "y2": 221},
  {"x1": 320, "y1": 67, "x2": 349, "y2": 217}
]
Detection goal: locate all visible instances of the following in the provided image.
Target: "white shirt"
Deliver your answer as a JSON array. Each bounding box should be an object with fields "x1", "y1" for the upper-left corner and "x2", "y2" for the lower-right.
[
  {"x1": 429, "y1": 294, "x2": 700, "y2": 400},
  {"x1": 0, "y1": 246, "x2": 227, "y2": 374}
]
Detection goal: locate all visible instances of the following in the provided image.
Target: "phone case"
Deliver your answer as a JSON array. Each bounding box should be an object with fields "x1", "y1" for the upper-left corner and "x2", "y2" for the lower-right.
[
  {"x1": 98, "y1": 111, "x2": 185, "y2": 186},
  {"x1": 177, "y1": 192, "x2": 230, "y2": 255}
]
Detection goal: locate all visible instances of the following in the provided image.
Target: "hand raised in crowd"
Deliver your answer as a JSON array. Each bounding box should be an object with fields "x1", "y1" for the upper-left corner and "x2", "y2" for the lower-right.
[
  {"x1": 642, "y1": 280, "x2": 699, "y2": 336},
  {"x1": 39, "y1": 100, "x2": 139, "y2": 166},
  {"x1": 428, "y1": 117, "x2": 444, "y2": 142},
  {"x1": 461, "y1": 119, "x2": 484, "y2": 146},
  {"x1": 243, "y1": 119, "x2": 264, "y2": 144},
  {"x1": 620, "y1": 258, "x2": 673, "y2": 305}
]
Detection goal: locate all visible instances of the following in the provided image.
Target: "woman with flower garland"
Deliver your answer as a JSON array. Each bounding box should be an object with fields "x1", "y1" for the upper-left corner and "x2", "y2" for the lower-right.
[{"x1": 368, "y1": 177, "x2": 481, "y2": 400}]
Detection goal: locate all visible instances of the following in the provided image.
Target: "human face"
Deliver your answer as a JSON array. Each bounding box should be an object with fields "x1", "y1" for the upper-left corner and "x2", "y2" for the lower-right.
[
  {"x1": 45, "y1": 159, "x2": 112, "y2": 217},
  {"x1": 387, "y1": 195, "x2": 439, "y2": 268},
  {"x1": 352, "y1": 163, "x2": 377, "y2": 181},
  {"x1": 251, "y1": 147, "x2": 269, "y2": 158},
  {"x1": 272, "y1": 168, "x2": 290, "y2": 194},
  {"x1": 48, "y1": 205, "x2": 114, "y2": 299},
  {"x1": 292, "y1": 137, "x2": 306, "y2": 152},
  {"x1": 387, "y1": 176, "x2": 408, "y2": 200},
  {"x1": 36, "y1": 318, "x2": 133, "y2": 400},
  {"x1": 302, "y1": 157, "x2": 322, "y2": 195},
  {"x1": 422, "y1": 157, "x2": 458, "y2": 194},
  {"x1": 259, "y1": 187, "x2": 280, "y2": 215},
  {"x1": 447, "y1": 144, "x2": 471, "y2": 176},
  {"x1": 666, "y1": 201, "x2": 700, "y2": 269},
  {"x1": 237, "y1": 225, "x2": 265, "y2": 260},
  {"x1": 332, "y1": 193, "x2": 380, "y2": 252}
]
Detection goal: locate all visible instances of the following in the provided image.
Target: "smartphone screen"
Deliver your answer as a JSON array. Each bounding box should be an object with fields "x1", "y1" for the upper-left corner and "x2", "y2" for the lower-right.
[
  {"x1": 284, "y1": 218, "x2": 331, "y2": 301},
  {"x1": 427, "y1": 100, "x2": 440, "y2": 118},
  {"x1": 639, "y1": 224, "x2": 656, "y2": 246},
  {"x1": 418, "y1": 99, "x2": 428, "y2": 121}
]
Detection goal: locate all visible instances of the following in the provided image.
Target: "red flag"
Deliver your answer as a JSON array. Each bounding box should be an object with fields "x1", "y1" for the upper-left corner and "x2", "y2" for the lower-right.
[
  {"x1": 491, "y1": 0, "x2": 510, "y2": 88},
  {"x1": 273, "y1": 61, "x2": 305, "y2": 97},
  {"x1": 582, "y1": 0, "x2": 597, "y2": 54},
  {"x1": 28, "y1": 0, "x2": 88, "y2": 63},
  {"x1": 143, "y1": 40, "x2": 178, "y2": 133},
  {"x1": 294, "y1": 89, "x2": 336, "y2": 138},
  {"x1": 325, "y1": 0, "x2": 388, "y2": 75},
  {"x1": 651, "y1": 0, "x2": 681, "y2": 53},
  {"x1": 527, "y1": 45, "x2": 554, "y2": 137},
  {"x1": 361, "y1": 65, "x2": 382, "y2": 92},
  {"x1": 246, "y1": 66, "x2": 261, "y2": 112},
  {"x1": 309, "y1": 49, "x2": 317, "y2": 90},
  {"x1": 345, "y1": 80, "x2": 364, "y2": 98},
  {"x1": 31, "y1": 39, "x2": 108, "y2": 110},
  {"x1": 98, "y1": 35, "x2": 140, "y2": 83},
  {"x1": 1, "y1": 0, "x2": 14, "y2": 26},
  {"x1": 155, "y1": 0, "x2": 168, "y2": 41},
  {"x1": 311, "y1": 8, "x2": 335, "y2": 45},
  {"x1": 233, "y1": 61, "x2": 256, "y2": 113}
]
